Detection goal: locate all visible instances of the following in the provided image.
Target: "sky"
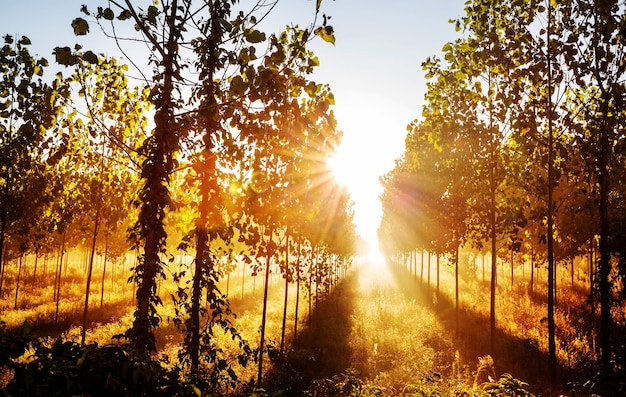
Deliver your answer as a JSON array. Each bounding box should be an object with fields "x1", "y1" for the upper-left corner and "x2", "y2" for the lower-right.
[{"x1": 0, "y1": 0, "x2": 467, "y2": 251}]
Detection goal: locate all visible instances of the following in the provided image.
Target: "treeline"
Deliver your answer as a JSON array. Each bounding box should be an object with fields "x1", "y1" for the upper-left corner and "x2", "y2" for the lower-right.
[
  {"x1": 378, "y1": 0, "x2": 625, "y2": 392},
  {"x1": 0, "y1": 1, "x2": 359, "y2": 393}
]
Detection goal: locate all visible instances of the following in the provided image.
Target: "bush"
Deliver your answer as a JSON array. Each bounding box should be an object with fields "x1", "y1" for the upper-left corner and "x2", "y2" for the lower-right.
[{"x1": 0, "y1": 322, "x2": 194, "y2": 397}]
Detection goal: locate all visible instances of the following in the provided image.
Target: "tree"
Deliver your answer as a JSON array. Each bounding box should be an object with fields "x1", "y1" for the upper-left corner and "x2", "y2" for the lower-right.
[
  {"x1": 0, "y1": 35, "x2": 70, "y2": 293},
  {"x1": 59, "y1": 3, "x2": 340, "y2": 388},
  {"x1": 559, "y1": 0, "x2": 626, "y2": 373}
]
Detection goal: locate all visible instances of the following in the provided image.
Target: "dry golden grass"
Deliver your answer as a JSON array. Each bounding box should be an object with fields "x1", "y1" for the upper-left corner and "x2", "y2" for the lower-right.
[{"x1": 0, "y1": 247, "x2": 613, "y2": 395}]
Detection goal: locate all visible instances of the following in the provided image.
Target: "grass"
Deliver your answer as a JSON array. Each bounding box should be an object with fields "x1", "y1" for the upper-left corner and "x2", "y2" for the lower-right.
[{"x1": 1, "y1": 247, "x2": 620, "y2": 396}]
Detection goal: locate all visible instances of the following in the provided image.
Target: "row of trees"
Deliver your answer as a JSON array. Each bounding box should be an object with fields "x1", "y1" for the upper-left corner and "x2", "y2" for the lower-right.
[
  {"x1": 378, "y1": 0, "x2": 626, "y2": 391},
  {"x1": 1, "y1": 0, "x2": 357, "y2": 391}
]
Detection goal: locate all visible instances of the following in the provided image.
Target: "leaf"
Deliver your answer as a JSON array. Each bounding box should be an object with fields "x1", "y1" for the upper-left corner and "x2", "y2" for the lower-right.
[
  {"x1": 244, "y1": 29, "x2": 266, "y2": 44},
  {"x1": 103, "y1": 8, "x2": 115, "y2": 20},
  {"x1": 118, "y1": 10, "x2": 132, "y2": 20},
  {"x1": 72, "y1": 18, "x2": 90, "y2": 35},
  {"x1": 82, "y1": 51, "x2": 99, "y2": 64},
  {"x1": 147, "y1": 5, "x2": 159, "y2": 25},
  {"x1": 53, "y1": 47, "x2": 77, "y2": 66},
  {"x1": 230, "y1": 75, "x2": 247, "y2": 96},
  {"x1": 219, "y1": 18, "x2": 233, "y2": 32},
  {"x1": 314, "y1": 25, "x2": 335, "y2": 45},
  {"x1": 442, "y1": 42, "x2": 452, "y2": 52}
]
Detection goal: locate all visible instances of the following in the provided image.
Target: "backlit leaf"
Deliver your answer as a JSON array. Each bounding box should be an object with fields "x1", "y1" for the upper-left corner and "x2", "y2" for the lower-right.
[
  {"x1": 314, "y1": 25, "x2": 335, "y2": 45},
  {"x1": 53, "y1": 47, "x2": 77, "y2": 66},
  {"x1": 230, "y1": 75, "x2": 247, "y2": 96},
  {"x1": 244, "y1": 29, "x2": 266, "y2": 44},
  {"x1": 71, "y1": 18, "x2": 90, "y2": 35},
  {"x1": 103, "y1": 8, "x2": 115, "y2": 20},
  {"x1": 82, "y1": 51, "x2": 99, "y2": 64},
  {"x1": 118, "y1": 10, "x2": 132, "y2": 20}
]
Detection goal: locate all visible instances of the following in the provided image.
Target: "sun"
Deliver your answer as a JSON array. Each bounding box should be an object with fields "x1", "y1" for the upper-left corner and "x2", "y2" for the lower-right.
[
  {"x1": 327, "y1": 139, "x2": 386, "y2": 259},
  {"x1": 325, "y1": 90, "x2": 409, "y2": 263}
]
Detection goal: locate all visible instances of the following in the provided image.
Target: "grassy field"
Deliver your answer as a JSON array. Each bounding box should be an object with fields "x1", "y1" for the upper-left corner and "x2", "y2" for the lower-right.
[{"x1": 0, "y1": 248, "x2": 615, "y2": 395}]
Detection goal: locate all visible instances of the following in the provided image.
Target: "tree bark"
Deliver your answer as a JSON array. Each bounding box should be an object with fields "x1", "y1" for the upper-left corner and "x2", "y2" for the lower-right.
[{"x1": 129, "y1": 0, "x2": 178, "y2": 353}]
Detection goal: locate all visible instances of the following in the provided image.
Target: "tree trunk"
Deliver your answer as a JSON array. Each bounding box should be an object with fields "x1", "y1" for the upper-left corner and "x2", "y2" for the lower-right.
[
  {"x1": 455, "y1": 244, "x2": 459, "y2": 334},
  {"x1": 546, "y1": 5, "x2": 557, "y2": 388},
  {"x1": 257, "y1": 227, "x2": 274, "y2": 386},
  {"x1": 427, "y1": 251, "x2": 431, "y2": 291},
  {"x1": 0, "y1": 250, "x2": 6, "y2": 297},
  {"x1": 280, "y1": 233, "x2": 289, "y2": 352},
  {"x1": 0, "y1": 169, "x2": 10, "y2": 286},
  {"x1": 598, "y1": 108, "x2": 612, "y2": 371},
  {"x1": 511, "y1": 251, "x2": 514, "y2": 287},
  {"x1": 421, "y1": 250, "x2": 425, "y2": 286},
  {"x1": 100, "y1": 233, "x2": 109, "y2": 308},
  {"x1": 128, "y1": 0, "x2": 179, "y2": 353},
  {"x1": 190, "y1": 224, "x2": 208, "y2": 374},
  {"x1": 530, "y1": 253, "x2": 534, "y2": 296},
  {"x1": 55, "y1": 232, "x2": 66, "y2": 323},
  {"x1": 489, "y1": 153, "x2": 497, "y2": 356},
  {"x1": 14, "y1": 253, "x2": 23, "y2": 309},
  {"x1": 436, "y1": 254, "x2": 440, "y2": 302},
  {"x1": 293, "y1": 239, "x2": 301, "y2": 345},
  {"x1": 589, "y1": 236, "x2": 594, "y2": 343},
  {"x1": 81, "y1": 214, "x2": 100, "y2": 345},
  {"x1": 32, "y1": 249, "x2": 39, "y2": 284}
]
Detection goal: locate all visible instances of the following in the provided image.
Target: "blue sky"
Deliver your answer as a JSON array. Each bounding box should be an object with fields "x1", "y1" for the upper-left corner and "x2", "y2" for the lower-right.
[{"x1": 0, "y1": 0, "x2": 466, "y2": 247}]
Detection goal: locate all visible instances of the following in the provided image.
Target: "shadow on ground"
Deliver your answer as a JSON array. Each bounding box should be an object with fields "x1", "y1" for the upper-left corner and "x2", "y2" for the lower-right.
[
  {"x1": 386, "y1": 258, "x2": 578, "y2": 396},
  {"x1": 263, "y1": 271, "x2": 358, "y2": 395}
]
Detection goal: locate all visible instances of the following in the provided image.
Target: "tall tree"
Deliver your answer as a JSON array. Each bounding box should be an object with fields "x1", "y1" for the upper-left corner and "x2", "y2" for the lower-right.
[
  {"x1": 559, "y1": 0, "x2": 626, "y2": 372},
  {"x1": 0, "y1": 35, "x2": 70, "y2": 284}
]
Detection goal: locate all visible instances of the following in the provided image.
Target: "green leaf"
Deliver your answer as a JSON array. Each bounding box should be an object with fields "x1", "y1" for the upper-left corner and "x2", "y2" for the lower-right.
[
  {"x1": 72, "y1": 18, "x2": 90, "y2": 35},
  {"x1": 82, "y1": 51, "x2": 99, "y2": 64},
  {"x1": 244, "y1": 29, "x2": 266, "y2": 44}
]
